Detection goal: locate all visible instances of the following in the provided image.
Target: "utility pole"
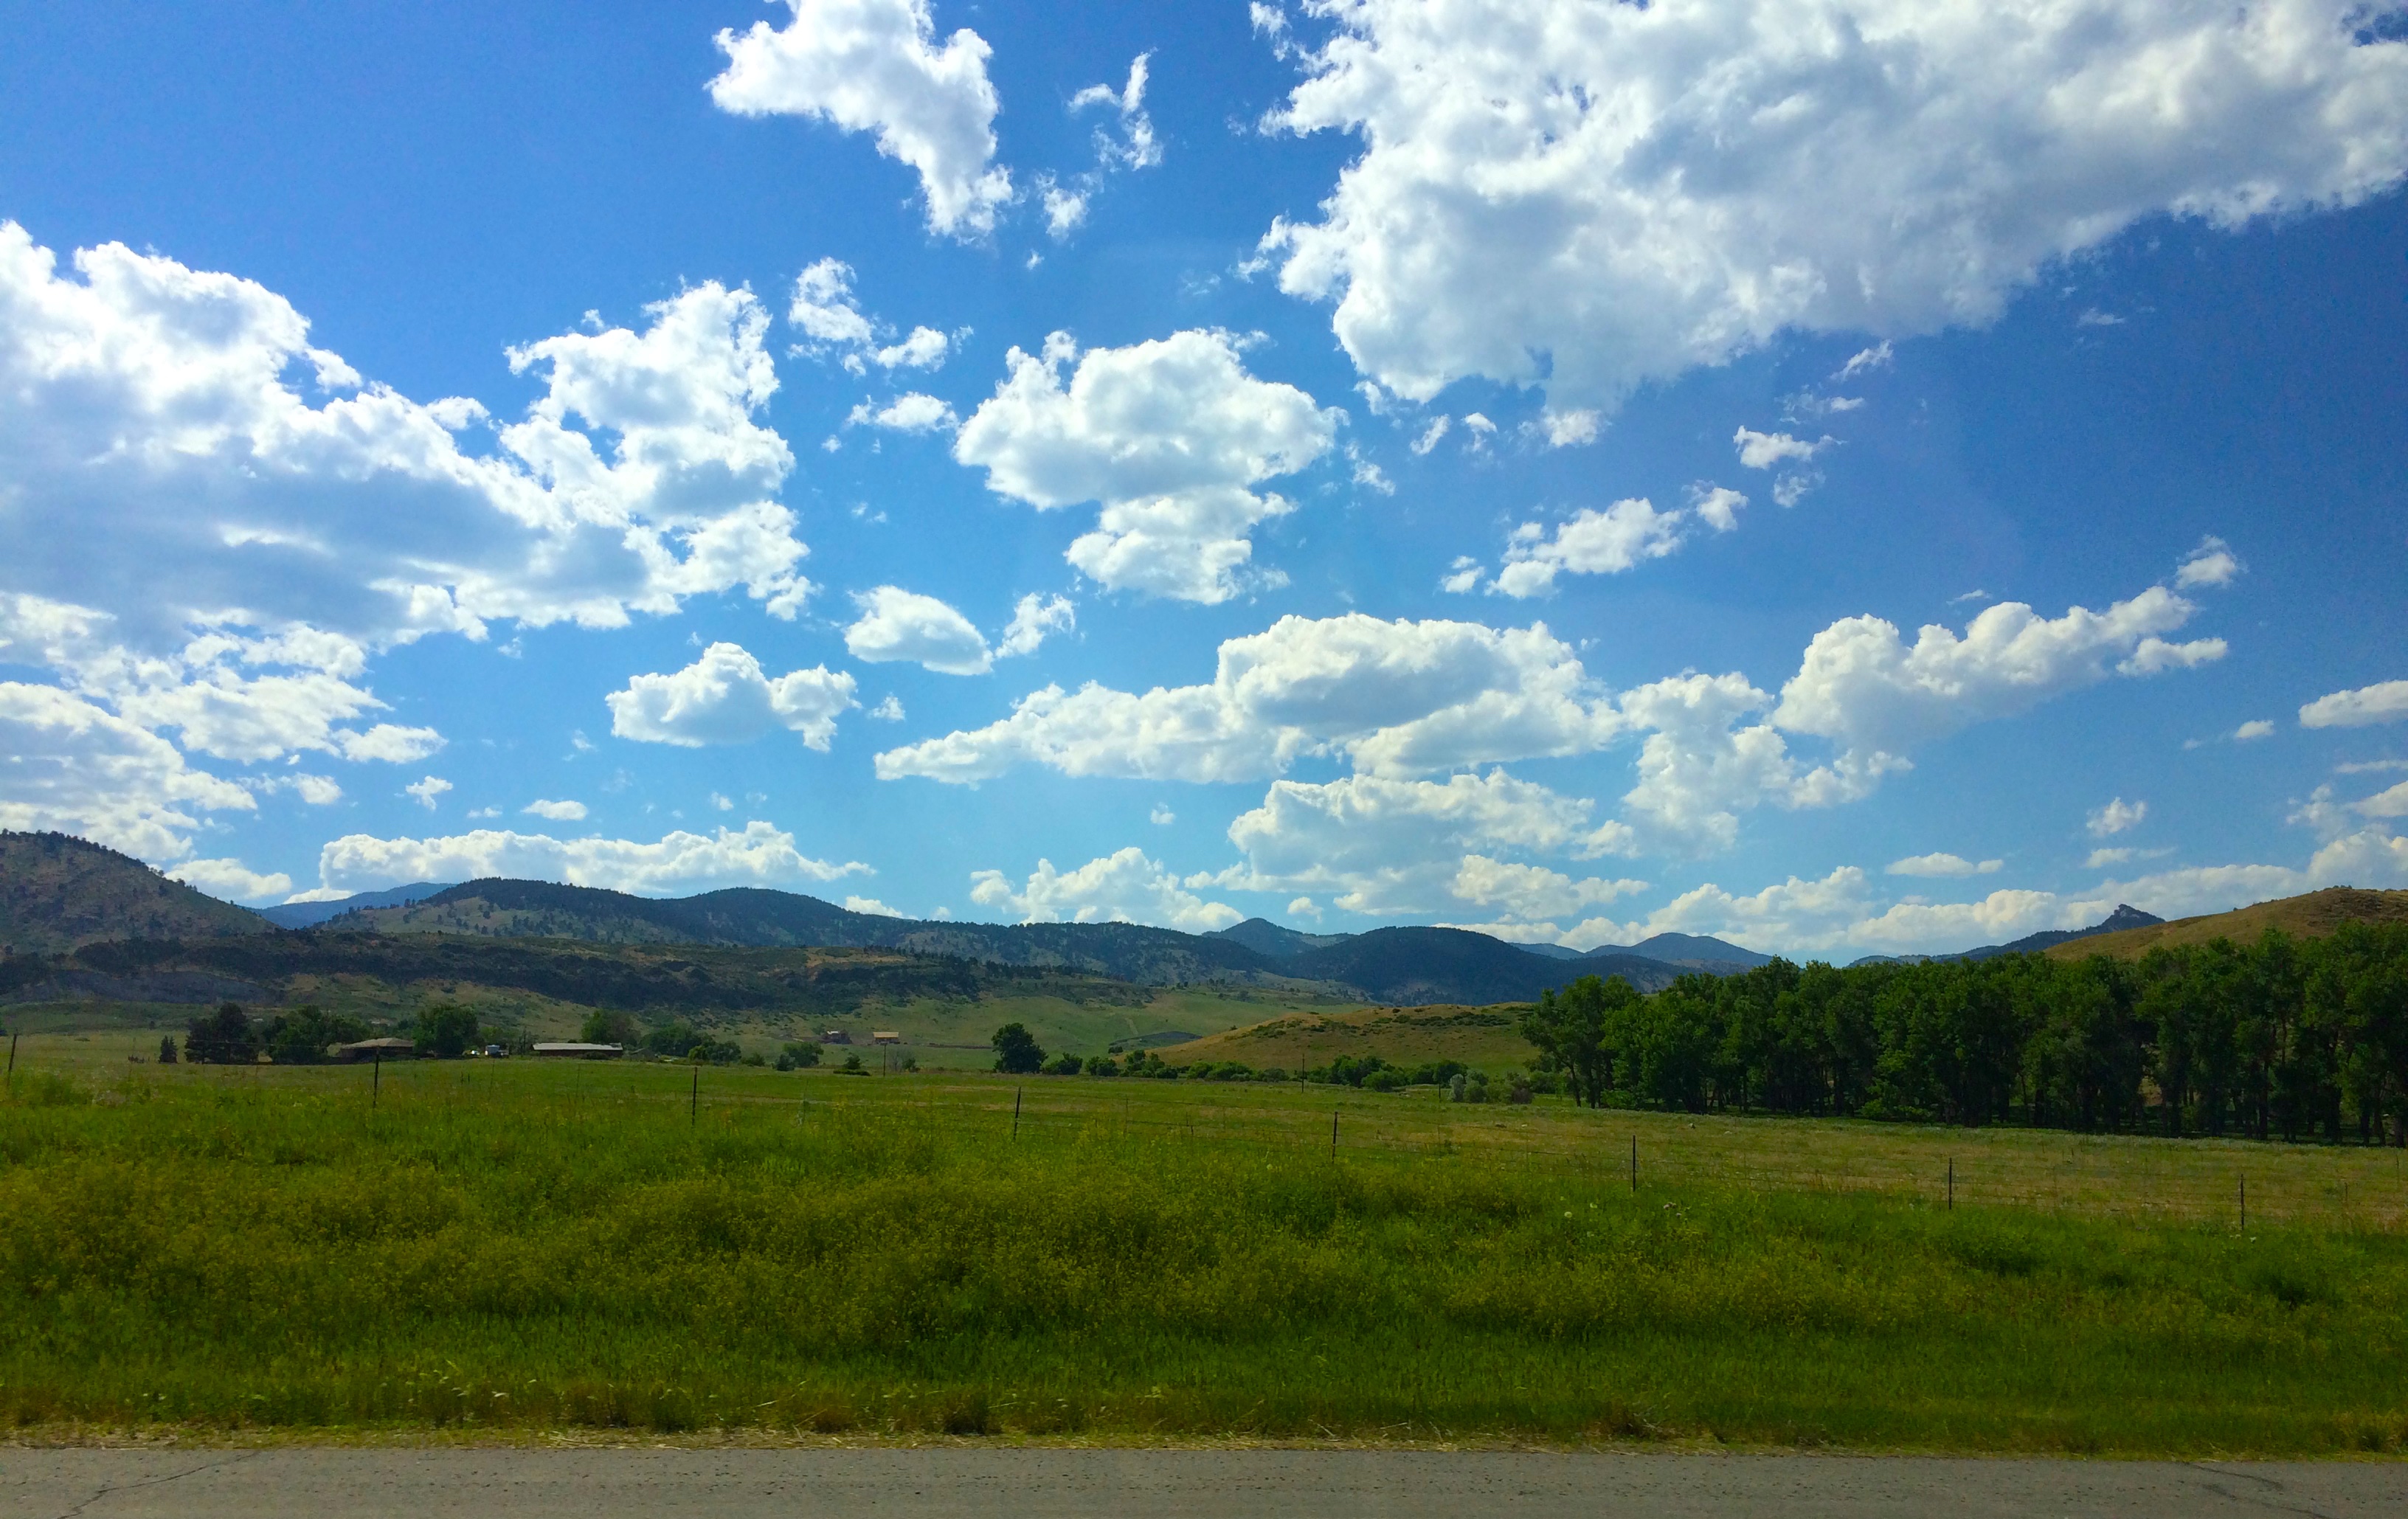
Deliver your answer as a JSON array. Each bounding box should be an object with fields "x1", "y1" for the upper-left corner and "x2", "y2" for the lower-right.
[
  {"x1": 1332, "y1": 1107, "x2": 1340, "y2": 1157},
  {"x1": 2239, "y1": 1174, "x2": 2246, "y2": 1233},
  {"x1": 1013, "y1": 1087, "x2": 1022, "y2": 1141}
]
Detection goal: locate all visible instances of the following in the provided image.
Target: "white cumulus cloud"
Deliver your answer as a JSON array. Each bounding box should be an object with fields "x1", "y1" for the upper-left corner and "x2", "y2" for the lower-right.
[
  {"x1": 523, "y1": 799, "x2": 587, "y2": 822},
  {"x1": 1257, "y1": 0, "x2": 2408, "y2": 409},
  {"x1": 847, "y1": 392, "x2": 959, "y2": 433},
  {"x1": 1734, "y1": 428, "x2": 1830, "y2": 470},
  {"x1": 606, "y1": 642, "x2": 858, "y2": 750},
  {"x1": 1492, "y1": 498, "x2": 1685, "y2": 598},
  {"x1": 952, "y1": 329, "x2": 1340, "y2": 602},
  {"x1": 2176, "y1": 535, "x2": 2243, "y2": 589},
  {"x1": 844, "y1": 587, "x2": 993, "y2": 675},
  {"x1": 0, "y1": 682, "x2": 254, "y2": 859},
  {"x1": 877, "y1": 612, "x2": 1619, "y2": 784},
  {"x1": 995, "y1": 592, "x2": 1075, "y2": 658},
  {"x1": 2301, "y1": 679, "x2": 2408, "y2": 728},
  {"x1": 404, "y1": 776, "x2": 452, "y2": 811},
  {"x1": 1773, "y1": 587, "x2": 2213, "y2": 760},
  {"x1": 709, "y1": 0, "x2": 1013, "y2": 238},
  {"x1": 970, "y1": 845, "x2": 1239, "y2": 931},
  {"x1": 2088, "y1": 797, "x2": 2148, "y2": 837}
]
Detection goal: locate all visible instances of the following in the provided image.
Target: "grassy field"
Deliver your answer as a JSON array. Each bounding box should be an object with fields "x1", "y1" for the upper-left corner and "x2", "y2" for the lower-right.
[
  {"x1": 4, "y1": 1035, "x2": 2407, "y2": 1453},
  {"x1": 1164, "y1": 1004, "x2": 1537, "y2": 1074}
]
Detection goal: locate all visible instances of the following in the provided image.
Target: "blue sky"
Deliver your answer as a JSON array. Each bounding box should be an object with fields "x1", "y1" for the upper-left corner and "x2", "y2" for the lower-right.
[{"x1": 3, "y1": 0, "x2": 2406, "y2": 956}]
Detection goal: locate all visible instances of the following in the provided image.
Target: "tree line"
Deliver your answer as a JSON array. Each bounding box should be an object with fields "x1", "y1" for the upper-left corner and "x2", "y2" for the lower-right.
[{"x1": 1520, "y1": 922, "x2": 2408, "y2": 1143}]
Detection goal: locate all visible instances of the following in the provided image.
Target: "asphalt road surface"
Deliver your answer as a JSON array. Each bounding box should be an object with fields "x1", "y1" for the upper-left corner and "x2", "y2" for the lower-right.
[{"x1": 6, "y1": 1447, "x2": 2404, "y2": 1518}]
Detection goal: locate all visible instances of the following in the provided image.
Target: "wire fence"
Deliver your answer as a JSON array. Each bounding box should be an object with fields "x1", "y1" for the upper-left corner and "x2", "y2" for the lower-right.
[{"x1": 38, "y1": 1053, "x2": 2408, "y2": 1231}]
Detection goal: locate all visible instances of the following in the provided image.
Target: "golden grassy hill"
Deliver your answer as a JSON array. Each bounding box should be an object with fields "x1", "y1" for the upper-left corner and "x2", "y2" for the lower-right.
[
  {"x1": 1167, "y1": 1003, "x2": 1537, "y2": 1073},
  {"x1": 0, "y1": 831, "x2": 272, "y2": 957},
  {"x1": 2043, "y1": 886, "x2": 2408, "y2": 961}
]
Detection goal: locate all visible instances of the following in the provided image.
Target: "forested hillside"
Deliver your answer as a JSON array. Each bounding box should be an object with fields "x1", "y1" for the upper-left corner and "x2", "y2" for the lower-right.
[
  {"x1": 0, "y1": 932, "x2": 1150, "y2": 1020},
  {"x1": 0, "y1": 833, "x2": 271, "y2": 956}
]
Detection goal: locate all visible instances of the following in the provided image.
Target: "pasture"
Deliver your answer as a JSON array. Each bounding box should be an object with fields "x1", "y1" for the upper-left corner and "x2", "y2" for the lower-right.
[{"x1": 4, "y1": 1034, "x2": 2406, "y2": 1453}]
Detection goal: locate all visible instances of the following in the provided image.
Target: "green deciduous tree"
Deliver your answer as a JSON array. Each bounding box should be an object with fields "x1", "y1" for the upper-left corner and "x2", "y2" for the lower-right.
[{"x1": 991, "y1": 1023, "x2": 1044, "y2": 1074}]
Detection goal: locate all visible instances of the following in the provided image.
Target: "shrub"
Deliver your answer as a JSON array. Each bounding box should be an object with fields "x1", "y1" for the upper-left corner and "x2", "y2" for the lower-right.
[
  {"x1": 1450, "y1": 1071, "x2": 1492, "y2": 1104},
  {"x1": 1363, "y1": 1068, "x2": 1408, "y2": 1093},
  {"x1": 1042, "y1": 1052, "x2": 1084, "y2": 1076},
  {"x1": 1257, "y1": 1067, "x2": 1289, "y2": 1082},
  {"x1": 643, "y1": 1020, "x2": 697, "y2": 1058},
  {"x1": 1309, "y1": 1054, "x2": 1390, "y2": 1087},
  {"x1": 1084, "y1": 1055, "x2": 1120, "y2": 1077},
  {"x1": 839, "y1": 1053, "x2": 866, "y2": 1075},
  {"x1": 776, "y1": 1041, "x2": 823, "y2": 1072},
  {"x1": 741, "y1": 1051, "x2": 767, "y2": 1067},
  {"x1": 689, "y1": 1039, "x2": 743, "y2": 1065},
  {"x1": 156, "y1": 1034, "x2": 178, "y2": 1065},
  {"x1": 992, "y1": 1023, "x2": 1045, "y2": 1075}
]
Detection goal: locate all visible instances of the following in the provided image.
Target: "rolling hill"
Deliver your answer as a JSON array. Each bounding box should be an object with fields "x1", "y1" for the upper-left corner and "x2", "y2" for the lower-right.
[
  {"x1": 2041, "y1": 887, "x2": 2408, "y2": 961},
  {"x1": 0, "y1": 832, "x2": 273, "y2": 956},
  {"x1": 3, "y1": 838, "x2": 1757, "y2": 1011},
  {"x1": 1281, "y1": 927, "x2": 1682, "y2": 1003},
  {"x1": 257, "y1": 882, "x2": 455, "y2": 929}
]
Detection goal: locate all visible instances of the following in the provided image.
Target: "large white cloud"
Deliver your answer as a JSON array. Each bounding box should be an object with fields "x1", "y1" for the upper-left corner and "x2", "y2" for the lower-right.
[
  {"x1": 969, "y1": 845, "x2": 1240, "y2": 932},
  {"x1": 710, "y1": 0, "x2": 1013, "y2": 238},
  {"x1": 312, "y1": 822, "x2": 869, "y2": 897},
  {"x1": 952, "y1": 330, "x2": 1340, "y2": 603},
  {"x1": 1771, "y1": 587, "x2": 2219, "y2": 759},
  {"x1": 876, "y1": 612, "x2": 1619, "y2": 783},
  {"x1": 844, "y1": 587, "x2": 992, "y2": 674},
  {"x1": 1619, "y1": 671, "x2": 1895, "y2": 850},
  {"x1": 887, "y1": 575, "x2": 2230, "y2": 856},
  {"x1": 0, "y1": 225, "x2": 812, "y2": 657},
  {"x1": 1259, "y1": 0, "x2": 2408, "y2": 408},
  {"x1": 0, "y1": 593, "x2": 444, "y2": 766},
  {"x1": 606, "y1": 642, "x2": 858, "y2": 750},
  {"x1": 1214, "y1": 769, "x2": 1639, "y2": 916},
  {"x1": 0, "y1": 682, "x2": 255, "y2": 859}
]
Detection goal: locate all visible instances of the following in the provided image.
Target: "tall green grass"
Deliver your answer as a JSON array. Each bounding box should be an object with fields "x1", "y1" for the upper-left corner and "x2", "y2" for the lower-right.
[{"x1": 2, "y1": 1061, "x2": 2404, "y2": 1453}]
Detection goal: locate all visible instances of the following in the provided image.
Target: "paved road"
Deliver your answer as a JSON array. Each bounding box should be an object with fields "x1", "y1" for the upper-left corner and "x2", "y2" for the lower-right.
[{"x1": 6, "y1": 1448, "x2": 2404, "y2": 1518}]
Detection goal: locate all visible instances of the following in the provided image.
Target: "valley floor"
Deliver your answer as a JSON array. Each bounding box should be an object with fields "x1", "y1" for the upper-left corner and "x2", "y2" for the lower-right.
[{"x1": 4, "y1": 1044, "x2": 2405, "y2": 1454}]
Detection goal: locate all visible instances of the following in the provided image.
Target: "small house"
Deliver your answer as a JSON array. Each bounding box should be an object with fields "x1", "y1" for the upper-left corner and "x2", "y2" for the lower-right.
[
  {"x1": 531, "y1": 1042, "x2": 624, "y2": 1059},
  {"x1": 821, "y1": 1029, "x2": 851, "y2": 1044},
  {"x1": 871, "y1": 1031, "x2": 902, "y2": 1045}
]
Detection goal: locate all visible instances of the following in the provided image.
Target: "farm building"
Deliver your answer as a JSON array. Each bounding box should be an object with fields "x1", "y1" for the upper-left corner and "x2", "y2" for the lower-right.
[
  {"x1": 334, "y1": 1038, "x2": 415, "y2": 1062},
  {"x1": 531, "y1": 1042, "x2": 624, "y2": 1059}
]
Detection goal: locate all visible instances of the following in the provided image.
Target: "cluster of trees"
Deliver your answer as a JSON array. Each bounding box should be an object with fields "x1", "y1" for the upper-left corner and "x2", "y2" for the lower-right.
[
  {"x1": 1520, "y1": 923, "x2": 2408, "y2": 1142},
  {"x1": 168, "y1": 1001, "x2": 498, "y2": 1063}
]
